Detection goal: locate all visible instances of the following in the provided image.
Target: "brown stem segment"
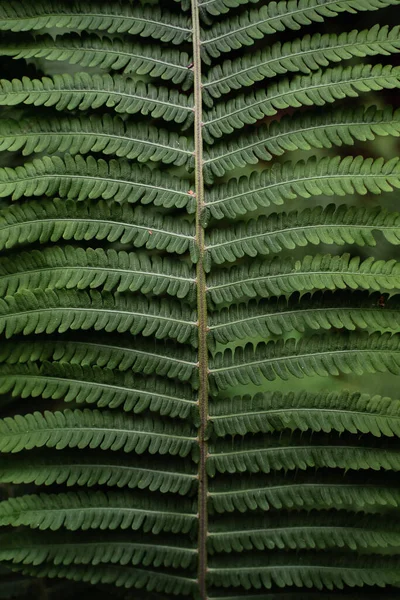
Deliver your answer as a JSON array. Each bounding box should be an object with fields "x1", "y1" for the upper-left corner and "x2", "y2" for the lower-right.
[{"x1": 191, "y1": 2, "x2": 209, "y2": 599}]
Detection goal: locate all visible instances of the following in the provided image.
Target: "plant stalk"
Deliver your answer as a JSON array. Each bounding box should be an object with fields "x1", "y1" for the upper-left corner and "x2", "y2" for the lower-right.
[{"x1": 191, "y1": 1, "x2": 209, "y2": 598}]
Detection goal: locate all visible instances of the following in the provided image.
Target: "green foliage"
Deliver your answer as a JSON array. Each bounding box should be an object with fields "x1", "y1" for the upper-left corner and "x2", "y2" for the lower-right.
[{"x1": 0, "y1": 1, "x2": 399, "y2": 599}]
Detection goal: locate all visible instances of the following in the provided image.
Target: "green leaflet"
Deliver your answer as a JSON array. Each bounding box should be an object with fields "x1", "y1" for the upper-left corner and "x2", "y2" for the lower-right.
[
  {"x1": 0, "y1": 116, "x2": 194, "y2": 166},
  {"x1": 206, "y1": 595, "x2": 400, "y2": 600},
  {"x1": 204, "y1": 64, "x2": 400, "y2": 141},
  {"x1": 0, "y1": 247, "x2": 196, "y2": 299},
  {"x1": 0, "y1": 337, "x2": 199, "y2": 384},
  {"x1": 197, "y1": 0, "x2": 259, "y2": 17},
  {"x1": 0, "y1": 33, "x2": 193, "y2": 89},
  {"x1": 0, "y1": 529, "x2": 197, "y2": 569},
  {"x1": 0, "y1": 155, "x2": 191, "y2": 207},
  {"x1": 0, "y1": 2, "x2": 192, "y2": 45},
  {"x1": 0, "y1": 74, "x2": 194, "y2": 124},
  {"x1": 208, "y1": 431, "x2": 400, "y2": 475},
  {"x1": 206, "y1": 204, "x2": 400, "y2": 264},
  {"x1": 0, "y1": 361, "x2": 196, "y2": 419},
  {"x1": 0, "y1": 490, "x2": 197, "y2": 533},
  {"x1": 11, "y1": 563, "x2": 198, "y2": 596},
  {"x1": 201, "y1": 0, "x2": 400, "y2": 59},
  {"x1": 203, "y1": 25, "x2": 400, "y2": 102},
  {"x1": 210, "y1": 332, "x2": 400, "y2": 389},
  {"x1": 208, "y1": 553, "x2": 400, "y2": 589},
  {"x1": 209, "y1": 471, "x2": 400, "y2": 513},
  {"x1": 204, "y1": 107, "x2": 400, "y2": 182},
  {"x1": 0, "y1": 408, "x2": 196, "y2": 457},
  {"x1": 0, "y1": 451, "x2": 196, "y2": 494},
  {"x1": 210, "y1": 389, "x2": 400, "y2": 437},
  {"x1": 208, "y1": 512, "x2": 400, "y2": 552},
  {"x1": 207, "y1": 253, "x2": 400, "y2": 304},
  {"x1": 0, "y1": 199, "x2": 195, "y2": 257},
  {"x1": 206, "y1": 153, "x2": 400, "y2": 219},
  {"x1": 209, "y1": 291, "x2": 400, "y2": 344}
]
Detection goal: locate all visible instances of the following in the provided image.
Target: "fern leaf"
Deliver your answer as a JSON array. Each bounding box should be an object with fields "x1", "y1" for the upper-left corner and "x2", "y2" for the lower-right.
[
  {"x1": 0, "y1": 362, "x2": 196, "y2": 419},
  {"x1": 211, "y1": 332, "x2": 400, "y2": 390},
  {"x1": 0, "y1": 451, "x2": 196, "y2": 494},
  {"x1": 207, "y1": 253, "x2": 400, "y2": 304},
  {"x1": 211, "y1": 389, "x2": 400, "y2": 438},
  {"x1": 11, "y1": 563, "x2": 197, "y2": 596},
  {"x1": 205, "y1": 594, "x2": 400, "y2": 600},
  {"x1": 209, "y1": 472, "x2": 400, "y2": 513},
  {"x1": 208, "y1": 553, "x2": 400, "y2": 589},
  {"x1": 0, "y1": 247, "x2": 196, "y2": 299},
  {"x1": 0, "y1": 490, "x2": 197, "y2": 534},
  {"x1": 204, "y1": 64, "x2": 400, "y2": 141},
  {"x1": 210, "y1": 291, "x2": 400, "y2": 344},
  {"x1": 0, "y1": 74, "x2": 194, "y2": 124},
  {"x1": 0, "y1": 155, "x2": 191, "y2": 208},
  {"x1": 0, "y1": 408, "x2": 195, "y2": 457},
  {"x1": 204, "y1": 25, "x2": 400, "y2": 102},
  {"x1": 0, "y1": 34, "x2": 193, "y2": 88},
  {"x1": 0, "y1": 2, "x2": 192, "y2": 45},
  {"x1": 0, "y1": 529, "x2": 197, "y2": 569},
  {"x1": 198, "y1": 0, "x2": 258, "y2": 17},
  {"x1": 0, "y1": 291, "x2": 197, "y2": 349},
  {"x1": 206, "y1": 204, "x2": 400, "y2": 265},
  {"x1": 208, "y1": 512, "x2": 400, "y2": 553},
  {"x1": 208, "y1": 432, "x2": 400, "y2": 475},
  {"x1": 0, "y1": 337, "x2": 199, "y2": 384},
  {"x1": 0, "y1": 116, "x2": 194, "y2": 166},
  {"x1": 205, "y1": 106, "x2": 400, "y2": 180},
  {"x1": 201, "y1": 0, "x2": 400, "y2": 59},
  {"x1": 0, "y1": 200, "x2": 195, "y2": 257},
  {"x1": 207, "y1": 156, "x2": 400, "y2": 221}
]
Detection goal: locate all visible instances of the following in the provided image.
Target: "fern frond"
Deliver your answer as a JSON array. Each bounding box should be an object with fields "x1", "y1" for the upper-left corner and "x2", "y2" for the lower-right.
[
  {"x1": 0, "y1": 34, "x2": 193, "y2": 88},
  {"x1": 207, "y1": 254, "x2": 400, "y2": 304},
  {"x1": 0, "y1": 337, "x2": 199, "y2": 384},
  {"x1": 0, "y1": 200, "x2": 195, "y2": 256},
  {"x1": 0, "y1": 155, "x2": 191, "y2": 207},
  {"x1": 208, "y1": 553, "x2": 400, "y2": 590},
  {"x1": 209, "y1": 472, "x2": 400, "y2": 513},
  {"x1": 0, "y1": 409, "x2": 195, "y2": 457},
  {"x1": 205, "y1": 588, "x2": 399, "y2": 600},
  {"x1": 0, "y1": 362, "x2": 196, "y2": 419},
  {"x1": 0, "y1": 74, "x2": 194, "y2": 124},
  {"x1": 0, "y1": 490, "x2": 197, "y2": 534},
  {"x1": 0, "y1": 116, "x2": 194, "y2": 166},
  {"x1": 210, "y1": 291, "x2": 400, "y2": 344},
  {"x1": 201, "y1": 0, "x2": 400, "y2": 59},
  {"x1": 204, "y1": 64, "x2": 400, "y2": 141},
  {"x1": 0, "y1": 529, "x2": 196, "y2": 569},
  {"x1": 10, "y1": 562, "x2": 197, "y2": 596},
  {"x1": 211, "y1": 390, "x2": 400, "y2": 438},
  {"x1": 0, "y1": 247, "x2": 196, "y2": 299},
  {"x1": 206, "y1": 205, "x2": 400, "y2": 265},
  {"x1": 0, "y1": 2, "x2": 192, "y2": 45},
  {"x1": 207, "y1": 156, "x2": 400, "y2": 221},
  {"x1": 0, "y1": 451, "x2": 196, "y2": 494},
  {"x1": 0, "y1": 1, "x2": 399, "y2": 596},
  {"x1": 208, "y1": 512, "x2": 400, "y2": 553},
  {"x1": 205, "y1": 106, "x2": 400, "y2": 181},
  {"x1": 198, "y1": 0, "x2": 258, "y2": 17},
  {"x1": 211, "y1": 332, "x2": 400, "y2": 389},
  {"x1": 204, "y1": 25, "x2": 400, "y2": 102},
  {"x1": 208, "y1": 432, "x2": 400, "y2": 475},
  {"x1": 0, "y1": 288, "x2": 197, "y2": 344}
]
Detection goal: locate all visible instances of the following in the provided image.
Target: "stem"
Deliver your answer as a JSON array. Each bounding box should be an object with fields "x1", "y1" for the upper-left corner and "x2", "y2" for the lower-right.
[{"x1": 191, "y1": 2, "x2": 209, "y2": 599}]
